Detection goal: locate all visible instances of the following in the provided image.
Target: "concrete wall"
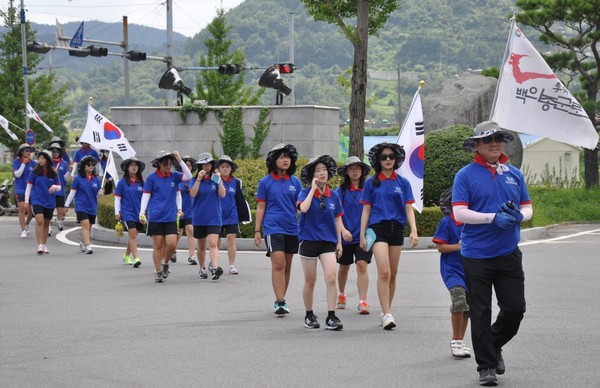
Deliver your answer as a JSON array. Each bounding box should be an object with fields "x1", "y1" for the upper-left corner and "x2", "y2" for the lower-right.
[
  {"x1": 110, "y1": 105, "x2": 340, "y2": 164},
  {"x1": 521, "y1": 138, "x2": 580, "y2": 184}
]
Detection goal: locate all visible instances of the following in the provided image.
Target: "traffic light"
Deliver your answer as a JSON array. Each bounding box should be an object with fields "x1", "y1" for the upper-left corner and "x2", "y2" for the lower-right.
[
  {"x1": 26, "y1": 41, "x2": 52, "y2": 54},
  {"x1": 88, "y1": 45, "x2": 108, "y2": 57},
  {"x1": 69, "y1": 48, "x2": 89, "y2": 57},
  {"x1": 218, "y1": 64, "x2": 243, "y2": 75},
  {"x1": 127, "y1": 50, "x2": 147, "y2": 61},
  {"x1": 275, "y1": 63, "x2": 295, "y2": 74}
]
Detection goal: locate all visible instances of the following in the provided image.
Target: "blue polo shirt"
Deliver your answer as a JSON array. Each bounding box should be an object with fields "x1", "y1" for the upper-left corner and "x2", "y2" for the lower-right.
[
  {"x1": 256, "y1": 172, "x2": 302, "y2": 236},
  {"x1": 432, "y1": 214, "x2": 467, "y2": 290},
  {"x1": 143, "y1": 169, "x2": 184, "y2": 223},
  {"x1": 71, "y1": 174, "x2": 101, "y2": 215},
  {"x1": 452, "y1": 153, "x2": 531, "y2": 259},
  {"x1": 360, "y1": 172, "x2": 415, "y2": 227},
  {"x1": 178, "y1": 180, "x2": 193, "y2": 221},
  {"x1": 115, "y1": 177, "x2": 143, "y2": 222},
  {"x1": 298, "y1": 186, "x2": 344, "y2": 244},
  {"x1": 220, "y1": 176, "x2": 239, "y2": 225},
  {"x1": 52, "y1": 158, "x2": 68, "y2": 196},
  {"x1": 336, "y1": 185, "x2": 364, "y2": 245},
  {"x1": 13, "y1": 158, "x2": 37, "y2": 195},
  {"x1": 73, "y1": 147, "x2": 100, "y2": 164},
  {"x1": 27, "y1": 171, "x2": 59, "y2": 209},
  {"x1": 191, "y1": 176, "x2": 222, "y2": 227}
]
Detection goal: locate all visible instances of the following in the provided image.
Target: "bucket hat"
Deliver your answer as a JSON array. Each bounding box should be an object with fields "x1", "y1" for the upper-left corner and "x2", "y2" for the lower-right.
[
  {"x1": 337, "y1": 156, "x2": 371, "y2": 177},
  {"x1": 194, "y1": 152, "x2": 217, "y2": 170},
  {"x1": 175, "y1": 155, "x2": 197, "y2": 173},
  {"x1": 151, "y1": 150, "x2": 176, "y2": 168},
  {"x1": 78, "y1": 155, "x2": 97, "y2": 175},
  {"x1": 120, "y1": 157, "x2": 146, "y2": 173},
  {"x1": 463, "y1": 121, "x2": 514, "y2": 152},
  {"x1": 48, "y1": 136, "x2": 65, "y2": 148},
  {"x1": 300, "y1": 154, "x2": 337, "y2": 184},
  {"x1": 216, "y1": 155, "x2": 238, "y2": 173},
  {"x1": 17, "y1": 143, "x2": 35, "y2": 157},
  {"x1": 367, "y1": 142, "x2": 406, "y2": 170},
  {"x1": 266, "y1": 143, "x2": 298, "y2": 175}
]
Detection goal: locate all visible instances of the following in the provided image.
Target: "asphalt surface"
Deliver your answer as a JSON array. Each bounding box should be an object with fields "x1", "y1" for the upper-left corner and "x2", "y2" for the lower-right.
[{"x1": 1, "y1": 217, "x2": 599, "y2": 387}]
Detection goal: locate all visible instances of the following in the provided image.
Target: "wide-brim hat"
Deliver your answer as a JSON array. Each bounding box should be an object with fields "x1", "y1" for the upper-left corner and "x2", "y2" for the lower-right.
[
  {"x1": 216, "y1": 155, "x2": 238, "y2": 173},
  {"x1": 300, "y1": 154, "x2": 337, "y2": 184},
  {"x1": 175, "y1": 155, "x2": 197, "y2": 173},
  {"x1": 121, "y1": 157, "x2": 146, "y2": 173},
  {"x1": 38, "y1": 149, "x2": 53, "y2": 163},
  {"x1": 78, "y1": 155, "x2": 97, "y2": 174},
  {"x1": 151, "y1": 150, "x2": 176, "y2": 168},
  {"x1": 266, "y1": 143, "x2": 298, "y2": 175},
  {"x1": 194, "y1": 152, "x2": 216, "y2": 168},
  {"x1": 49, "y1": 136, "x2": 65, "y2": 148},
  {"x1": 337, "y1": 156, "x2": 371, "y2": 177},
  {"x1": 47, "y1": 142, "x2": 63, "y2": 152},
  {"x1": 463, "y1": 121, "x2": 514, "y2": 152},
  {"x1": 367, "y1": 142, "x2": 406, "y2": 170},
  {"x1": 17, "y1": 143, "x2": 35, "y2": 156}
]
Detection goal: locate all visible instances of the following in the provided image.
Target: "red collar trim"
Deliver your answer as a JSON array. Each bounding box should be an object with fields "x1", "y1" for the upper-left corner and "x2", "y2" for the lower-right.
[
  {"x1": 129, "y1": 178, "x2": 139, "y2": 184},
  {"x1": 348, "y1": 184, "x2": 360, "y2": 192},
  {"x1": 377, "y1": 171, "x2": 397, "y2": 180},
  {"x1": 222, "y1": 176, "x2": 233, "y2": 183},
  {"x1": 85, "y1": 174, "x2": 96, "y2": 181},
  {"x1": 156, "y1": 168, "x2": 171, "y2": 177},
  {"x1": 474, "y1": 152, "x2": 509, "y2": 175},
  {"x1": 450, "y1": 213, "x2": 464, "y2": 226},
  {"x1": 315, "y1": 185, "x2": 331, "y2": 198},
  {"x1": 270, "y1": 172, "x2": 290, "y2": 180}
]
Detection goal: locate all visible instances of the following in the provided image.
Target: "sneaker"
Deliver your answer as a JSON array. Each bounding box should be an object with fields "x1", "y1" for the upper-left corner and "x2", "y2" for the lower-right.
[
  {"x1": 161, "y1": 262, "x2": 170, "y2": 279},
  {"x1": 198, "y1": 267, "x2": 208, "y2": 279},
  {"x1": 42, "y1": 244, "x2": 49, "y2": 254},
  {"x1": 48, "y1": 229, "x2": 52, "y2": 237},
  {"x1": 380, "y1": 313, "x2": 396, "y2": 330},
  {"x1": 274, "y1": 300, "x2": 289, "y2": 315},
  {"x1": 20, "y1": 230, "x2": 27, "y2": 239},
  {"x1": 155, "y1": 271, "x2": 163, "y2": 283},
  {"x1": 37, "y1": 244, "x2": 44, "y2": 255},
  {"x1": 188, "y1": 255, "x2": 198, "y2": 265},
  {"x1": 451, "y1": 339, "x2": 469, "y2": 358},
  {"x1": 84, "y1": 245, "x2": 93, "y2": 254},
  {"x1": 123, "y1": 255, "x2": 133, "y2": 265},
  {"x1": 357, "y1": 300, "x2": 370, "y2": 314},
  {"x1": 463, "y1": 344, "x2": 472, "y2": 358},
  {"x1": 208, "y1": 261, "x2": 214, "y2": 272},
  {"x1": 304, "y1": 313, "x2": 320, "y2": 329},
  {"x1": 79, "y1": 241, "x2": 86, "y2": 252},
  {"x1": 325, "y1": 315, "x2": 343, "y2": 331},
  {"x1": 133, "y1": 257, "x2": 142, "y2": 268},
  {"x1": 170, "y1": 252, "x2": 177, "y2": 263},
  {"x1": 228, "y1": 265, "x2": 239, "y2": 275},
  {"x1": 56, "y1": 218, "x2": 64, "y2": 231},
  {"x1": 495, "y1": 349, "x2": 505, "y2": 375},
  {"x1": 478, "y1": 368, "x2": 498, "y2": 386},
  {"x1": 25, "y1": 224, "x2": 30, "y2": 233},
  {"x1": 336, "y1": 292, "x2": 347, "y2": 309},
  {"x1": 211, "y1": 266, "x2": 223, "y2": 280}
]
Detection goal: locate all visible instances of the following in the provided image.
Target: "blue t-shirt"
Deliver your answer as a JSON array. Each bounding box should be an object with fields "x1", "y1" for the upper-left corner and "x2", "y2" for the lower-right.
[
  {"x1": 71, "y1": 175, "x2": 101, "y2": 215},
  {"x1": 336, "y1": 185, "x2": 364, "y2": 245},
  {"x1": 13, "y1": 158, "x2": 37, "y2": 195},
  {"x1": 452, "y1": 154, "x2": 531, "y2": 259},
  {"x1": 298, "y1": 186, "x2": 344, "y2": 244},
  {"x1": 256, "y1": 172, "x2": 302, "y2": 236},
  {"x1": 220, "y1": 177, "x2": 239, "y2": 225},
  {"x1": 27, "y1": 171, "x2": 59, "y2": 209},
  {"x1": 115, "y1": 177, "x2": 143, "y2": 222},
  {"x1": 360, "y1": 172, "x2": 415, "y2": 227},
  {"x1": 52, "y1": 159, "x2": 69, "y2": 196},
  {"x1": 143, "y1": 170, "x2": 184, "y2": 223},
  {"x1": 432, "y1": 215, "x2": 467, "y2": 290},
  {"x1": 178, "y1": 180, "x2": 193, "y2": 221},
  {"x1": 191, "y1": 176, "x2": 222, "y2": 227},
  {"x1": 73, "y1": 147, "x2": 100, "y2": 164}
]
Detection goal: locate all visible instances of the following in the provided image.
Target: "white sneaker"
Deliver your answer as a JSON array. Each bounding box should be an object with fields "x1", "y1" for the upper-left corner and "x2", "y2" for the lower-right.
[
  {"x1": 37, "y1": 244, "x2": 44, "y2": 255},
  {"x1": 56, "y1": 218, "x2": 64, "y2": 231},
  {"x1": 198, "y1": 267, "x2": 208, "y2": 279},
  {"x1": 21, "y1": 230, "x2": 28, "y2": 239},
  {"x1": 84, "y1": 245, "x2": 93, "y2": 254},
  {"x1": 79, "y1": 241, "x2": 86, "y2": 252},
  {"x1": 208, "y1": 261, "x2": 214, "y2": 271},
  {"x1": 42, "y1": 244, "x2": 49, "y2": 254},
  {"x1": 451, "y1": 339, "x2": 471, "y2": 358},
  {"x1": 25, "y1": 224, "x2": 30, "y2": 233},
  {"x1": 228, "y1": 265, "x2": 239, "y2": 275},
  {"x1": 380, "y1": 313, "x2": 396, "y2": 330}
]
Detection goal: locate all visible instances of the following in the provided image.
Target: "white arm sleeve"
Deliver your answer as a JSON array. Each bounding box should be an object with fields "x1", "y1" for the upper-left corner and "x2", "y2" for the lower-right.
[
  {"x1": 179, "y1": 161, "x2": 192, "y2": 181},
  {"x1": 70, "y1": 162, "x2": 78, "y2": 177},
  {"x1": 24, "y1": 183, "x2": 32, "y2": 203},
  {"x1": 520, "y1": 204, "x2": 533, "y2": 222},
  {"x1": 176, "y1": 191, "x2": 182, "y2": 210},
  {"x1": 114, "y1": 196, "x2": 121, "y2": 215},
  {"x1": 65, "y1": 189, "x2": 76, "y2": 208},
  {"x1": 14, "y1": 163, "x2": 26, "y2": 178},
  {"x1": 140, "y1": 192, "x2": 150, "y2": 216},
  {"x1": 453, "y1": 205, "x2": 496, "y2": 225}
]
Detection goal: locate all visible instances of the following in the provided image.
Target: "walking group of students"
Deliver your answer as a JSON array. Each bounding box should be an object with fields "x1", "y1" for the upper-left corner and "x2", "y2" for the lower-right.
[{"x1": 14, "y1": 121, "x2": 532, "y2": 386}]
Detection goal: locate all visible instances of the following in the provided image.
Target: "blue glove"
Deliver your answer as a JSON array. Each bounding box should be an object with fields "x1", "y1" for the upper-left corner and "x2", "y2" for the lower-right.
[
  {"x1": 499, "y1": 201, "x2": 524, "y2": 223},
  {"x1": 492, "y1": 212, "x2": 516, "y2": 229}
]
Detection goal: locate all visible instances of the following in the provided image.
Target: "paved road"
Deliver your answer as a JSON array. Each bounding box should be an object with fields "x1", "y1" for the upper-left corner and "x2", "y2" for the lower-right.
[{"x1": 1, "y1": 218, "x2": 599, "y2": 387}]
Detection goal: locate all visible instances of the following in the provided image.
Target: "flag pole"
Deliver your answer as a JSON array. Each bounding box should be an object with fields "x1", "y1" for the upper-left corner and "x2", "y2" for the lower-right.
[
  {"x1": 490, "y1": 13, "x2": 517, "y2": 120},
  {"x1": 101, "y1": 147, "x2": 113, "y2": 188},
  {"x1": 397, "y1": 80, "x2": 425, "y2": 144}
]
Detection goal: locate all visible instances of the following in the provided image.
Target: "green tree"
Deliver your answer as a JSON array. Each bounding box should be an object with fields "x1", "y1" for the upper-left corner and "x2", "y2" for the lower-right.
[
  {"x1": 301, "y1": 0, "x2": 399, "y2": 159},
  {"x1": 516, "y1": 0, "x2": 600, "y2": 188},
  {"x1": 0, "y1": 0, "x2": 69, "y2": 152}
]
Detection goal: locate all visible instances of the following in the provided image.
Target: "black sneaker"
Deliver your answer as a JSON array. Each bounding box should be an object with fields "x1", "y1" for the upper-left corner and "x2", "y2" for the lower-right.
[
  {"x1": 211, "y1": 266, "x2": 223, "y2": 280},
  {"x1": 304, "y1": 313, "x2": 320, "y2": 329},
  {"x1": 495, "y1": 350, "x2": 505, "y2": 375},
  {"x1": 161, "y1": 263, "x2": 170, "y2": 279},
  {"x1": 478, "y1": 368, "x2": 498, "y2": 386},
  {"x1": 155, "y1": 272, "x2": 163, "y2": 283},
  {"x1": 325, "y1": 315, "x2": 343, "y2": 331},
  {"x1": 170, "y1": 252, "x2": 177, "y2": 263},
  {"x1": 274, "y1": 300, "x2": 286, "y2": 315}
]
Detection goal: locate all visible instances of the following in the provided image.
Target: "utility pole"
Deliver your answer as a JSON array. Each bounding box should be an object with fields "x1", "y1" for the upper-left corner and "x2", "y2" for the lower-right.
[
  {"x1": 123, "y1": 16, "x2": 130, "y2": 105},
  {"x1": 289, "y1": 12, "x2": 295, "y2": 105},
  {"x1": 166, "y1": 0, "x2": 174, "y2": 106},
  {"x1": 20, "y1": 0, "x2": 30, "y2": 131}
]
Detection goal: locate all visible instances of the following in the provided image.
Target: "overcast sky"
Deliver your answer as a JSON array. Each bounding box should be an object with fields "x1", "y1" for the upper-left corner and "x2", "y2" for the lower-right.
[{"x1": 15, "y1": 0, "x2": 245, "y2": 37}]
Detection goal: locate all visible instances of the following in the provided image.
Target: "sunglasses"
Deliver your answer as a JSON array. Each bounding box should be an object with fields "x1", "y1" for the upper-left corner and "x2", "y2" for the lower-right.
[
  {"x1": 318, "y1": 195, "x2": 326, "y2": 210},
  {"x1": 379, "y1": 153, "x2": 396, "y2": 161},
  {"x1": 481, "y1": 134, "x2": 505, "y2": 144}
]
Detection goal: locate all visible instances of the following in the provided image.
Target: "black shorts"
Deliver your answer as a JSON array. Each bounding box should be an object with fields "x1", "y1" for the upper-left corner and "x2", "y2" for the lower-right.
[
  {"x1": 265, "y1": 233, "x2": 299, "y2": 257},
  {"x1": 55, "y1": 195, "x2": 65, "y2": 208},
  {"x1": 220, "y1": 224, "x2": 240, "y2": 237},
  {"x1": 181, "y1": 217, "x2": 192, "y2": 227},
  {"x1": 337, "y1": 243, "x2": 372, "y2": 265},
  {"x1": 124, "y1": 220, "x2": 145, "y2": 231},
  {"x1": 15, "y1": 193, "x2": 25, "y2": 203},
  {"x1": 193, "y1": 225, "x2": 221, "y2": 239},
  {"x1": 32, "y1": 205, "x2": 54, "y2": 220},
  {"x1": 299, "y1": 240, "x2": 336, "y2": 258},
  {"x1": 147, "y1": 221, "x2": 178, "y2": 236},
  {"x1": 370, "y1": 220, "x2": 405, "y2": 246},
  {"x1": 76, "y1": 211, "x2": 96, "y2": 225}
]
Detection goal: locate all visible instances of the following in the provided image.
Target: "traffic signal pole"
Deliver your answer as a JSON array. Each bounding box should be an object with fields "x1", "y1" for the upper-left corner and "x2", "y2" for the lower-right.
[{"x1": 20, "y1": 0, "x2": 31, "y2": 132}]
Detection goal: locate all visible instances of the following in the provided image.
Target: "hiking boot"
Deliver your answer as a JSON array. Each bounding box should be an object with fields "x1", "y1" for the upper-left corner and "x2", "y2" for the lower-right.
[
  {"x1": 161, "y1": 263, "x2": 170, "y2": 279},
  {"x1": 357, "y1": 300, "x2": 370, "y2": 314},
  {"x1": 188, "y1": 255, "x2": 198, "y2": 265},
  {"x1": 198, "y1": 267, "x2": 208, "y2": 279},
  {"x1": 325, "y1": 315, "x2": 343, "y2": 331},
  {"x1": 336, "y1": 293, "x2": 347, "y2": 309},
  {"x1": 155, "y1": 271, "x2": 163, "y2": 283},
  {"x1": 380, "y1": 313, "x2": 396, "y2": 330},
  {"x1": 495, "y1": 349, "x2": 505, "y2": 375},
  {"x1": 478, "y1": 368, "x2": 498, "y2": 386},
  {"x1": 133, "y1": 257, "x2": 142, "y2": 268},
  {"x1": 228, "y1": 265, "x2": 239, "y2": 275},
  {"x1": 170, "y1": 252, "x2": 177, "y2": 263},
  {"x1": 211, "y1": 266, "x2": 223, "y2": 280},
  {"x1": 304, "y1": 313, "x2": 320, "y2": 329},
  {"x1": 123, "y1": 255, "x2": 133, "y2": 265}
]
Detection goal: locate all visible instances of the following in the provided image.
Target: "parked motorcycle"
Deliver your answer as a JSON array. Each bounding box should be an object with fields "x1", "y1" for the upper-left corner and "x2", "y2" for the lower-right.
[{"x1": 0, "y1": 179, "x2": 19, "y2": 216}]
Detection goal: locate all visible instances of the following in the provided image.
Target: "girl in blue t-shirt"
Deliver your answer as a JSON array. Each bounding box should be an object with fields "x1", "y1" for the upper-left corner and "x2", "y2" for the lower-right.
[
  {"x1": 65, "y1": 156, "x2": 103, "y2": 254},
  {"x1": 174, "y1": 156, "x2": 198, "y2": 266},
  {"x1": 48, "y1": 142, "x2": 69, "y2": 234},
  {"x1": 359, "y1": 142, "x2": 419, "y2": 330},
  {"x1": 297, "y1": 155, "x2": 349, "y2": 331},
  {"x1": 24, "y1": 150, "x2": 60, "y2": 255},
  {"x1": 114, "y1": 157, "x2": 146, "y2": 268},
  {"x1": 13, "y1": 143, "x2": 37, "y2": 238}
]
